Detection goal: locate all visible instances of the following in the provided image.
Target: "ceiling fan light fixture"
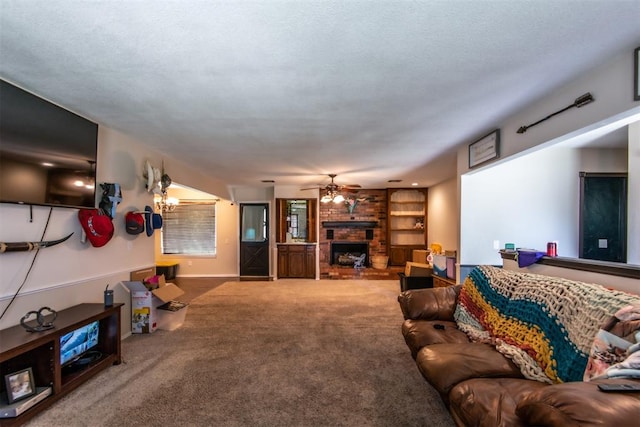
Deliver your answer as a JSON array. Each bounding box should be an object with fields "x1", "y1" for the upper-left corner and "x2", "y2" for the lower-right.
[
  {"x1": 304, "y1": 174, "x2": 360, "y2": 204},
  {"x1": 321, "y1": 190, "x2": 345, "y2": 203}
]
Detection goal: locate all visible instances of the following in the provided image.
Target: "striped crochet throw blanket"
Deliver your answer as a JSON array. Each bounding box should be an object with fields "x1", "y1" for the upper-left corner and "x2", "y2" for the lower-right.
[{"x1": 454, "y1": 265, "x2": 639, "y2": 384}]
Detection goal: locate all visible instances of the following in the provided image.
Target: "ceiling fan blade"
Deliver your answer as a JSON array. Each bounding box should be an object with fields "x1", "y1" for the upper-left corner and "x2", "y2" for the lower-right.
[
  {"x1": 299, "y1": 174, "x2": 362, "y2": 193},
  {"x1": 342, "y1": 188, "x2": 361, "y2": 194}
]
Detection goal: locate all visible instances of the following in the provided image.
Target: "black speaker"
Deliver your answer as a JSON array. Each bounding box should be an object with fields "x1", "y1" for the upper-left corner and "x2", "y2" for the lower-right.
[
  {"x1": 326, "y1": 229, "x2": 334, "y2": 240},
  {"x1": 365, "y1": 229, "x2": 374, "y2": 240}
]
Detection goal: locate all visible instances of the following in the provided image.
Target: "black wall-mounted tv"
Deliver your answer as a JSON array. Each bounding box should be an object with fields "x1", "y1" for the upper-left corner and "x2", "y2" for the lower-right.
[{"x1": 0, "y1": 79, "x2": 99, "y2": 209}]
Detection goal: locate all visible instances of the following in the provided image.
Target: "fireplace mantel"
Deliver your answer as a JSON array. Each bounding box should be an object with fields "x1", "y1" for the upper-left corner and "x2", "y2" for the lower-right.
[{"x1": 322, "y1": 221, "x2": 378, "y2": 228}]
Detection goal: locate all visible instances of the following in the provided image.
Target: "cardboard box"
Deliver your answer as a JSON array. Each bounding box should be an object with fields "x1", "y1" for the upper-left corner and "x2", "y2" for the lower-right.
[
  {"x1": 404, "y1": 261, "x2": 433, "y2": 277},
  {"x1": 130, "y1": 267, "x2": 155, "y2": 282},
  {"x1": 122, "y1": 280, "x2": 185, "y2": 334},
  {"x1": 412, "y1": 249, "x2": 430, "y2": 264}
]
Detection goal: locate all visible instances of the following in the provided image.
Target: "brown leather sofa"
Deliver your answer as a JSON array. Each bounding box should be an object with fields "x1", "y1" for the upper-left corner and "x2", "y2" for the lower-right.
[{"x1": 398, "y1": 280, "x2": 640, "y2": 426}]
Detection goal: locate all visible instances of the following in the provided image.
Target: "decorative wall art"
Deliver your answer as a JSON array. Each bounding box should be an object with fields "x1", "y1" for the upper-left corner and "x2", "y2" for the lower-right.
[
  {"x1": 0, "y1": 233, "x2": 73, "y2": 253},
  {"x1": 344, "y1": 197, "x2": 367, "y2": 214},
  {"x1": 634, "y1": 46, "x2": 639, "y2": 101},
  {"x1": 469, "y1": 129, "x2": 500, "y2": 168}
]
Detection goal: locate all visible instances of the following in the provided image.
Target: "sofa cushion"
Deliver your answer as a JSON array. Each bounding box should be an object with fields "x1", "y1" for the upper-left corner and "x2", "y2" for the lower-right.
[
  {"x1": 415, "y1": 342, "x2": 524, "y2": 399},
  {"x1": 397, "y1": 285, "x2": 461, "y2": 321},
  {"x1": 449, "y1": 377, "x2": 548, "y2": 427},
  {"x1": 402, "y1": 319, "x2": 469, "y2": 358},
  {"x1": 515, "y1": 379, "x2": 640, "y2": 427}
]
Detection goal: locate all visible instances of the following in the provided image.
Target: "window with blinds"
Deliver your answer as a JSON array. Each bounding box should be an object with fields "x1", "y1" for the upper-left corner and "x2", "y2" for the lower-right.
[{"x1": 161, "y1": 202, "x2": 216, "y2": 255}]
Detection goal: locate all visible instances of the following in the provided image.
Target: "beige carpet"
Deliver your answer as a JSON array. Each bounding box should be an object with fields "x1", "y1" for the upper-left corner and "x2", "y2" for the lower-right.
[{"x1": 25, "y1": 279, "x2": 454, "y2": 427}]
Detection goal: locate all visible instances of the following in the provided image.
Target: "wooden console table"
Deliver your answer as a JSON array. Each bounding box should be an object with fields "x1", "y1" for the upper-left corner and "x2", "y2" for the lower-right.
[
  {"x1": 0, "y1": 303, "x2": 122, "y2": 426},
  {"x1": 433, "y1": 276, "x2": 457, "y2": 288}
]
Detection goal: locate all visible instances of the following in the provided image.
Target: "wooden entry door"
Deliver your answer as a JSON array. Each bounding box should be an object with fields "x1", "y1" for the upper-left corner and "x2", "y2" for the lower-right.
[
  {"x1": 239, "y1": 203, "x2": 269, "y2": 278},
  {"x1": 579, "y1": 172, "x2": 627, "y2": 263}
]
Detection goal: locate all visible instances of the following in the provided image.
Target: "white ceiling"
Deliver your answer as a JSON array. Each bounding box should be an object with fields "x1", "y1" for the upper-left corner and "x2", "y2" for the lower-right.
[{"x1": 1, "y1": 1, "x2": 639, "y2": 192}]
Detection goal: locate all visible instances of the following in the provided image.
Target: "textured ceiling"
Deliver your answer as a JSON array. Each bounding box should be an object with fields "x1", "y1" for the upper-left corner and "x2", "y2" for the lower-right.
[{"x1": 1, "y1": 1, "x2": 639, "y2": 194}]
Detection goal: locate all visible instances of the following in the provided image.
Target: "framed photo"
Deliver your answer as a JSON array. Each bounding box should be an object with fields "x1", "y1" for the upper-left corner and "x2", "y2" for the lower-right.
[
  {"x1": 4, "y1": 367, "x2": 36, "y2": 404},
  {"x1": 634, "y1": 47, "x2": 640, "y2": 101},
  {"x1": 469, "y1": 129, "x2": 500, "y2": 168}
]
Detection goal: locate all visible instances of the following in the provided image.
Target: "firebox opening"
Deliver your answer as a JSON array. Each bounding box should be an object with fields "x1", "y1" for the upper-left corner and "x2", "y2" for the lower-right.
[{"x1": 330, "y1": 241, "x2": 369, "y2": 267}]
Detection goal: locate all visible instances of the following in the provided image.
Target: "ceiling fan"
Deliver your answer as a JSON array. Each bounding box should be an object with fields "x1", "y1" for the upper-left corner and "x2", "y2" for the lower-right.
[{"x1": 302, "y1": 174, "x2": 361, "y2": 203}]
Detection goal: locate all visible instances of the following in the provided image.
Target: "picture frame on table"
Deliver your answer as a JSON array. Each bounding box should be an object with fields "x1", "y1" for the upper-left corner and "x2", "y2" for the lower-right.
[
  {"x1": 634, "y1": 46, "x2": 640, "y2": 101},
  {"x1": 469, "y1": 129, "x2": 500, "y2": 168},
  {"x1": 4, "y1": 367, "x2": 36, "y2": 404}
]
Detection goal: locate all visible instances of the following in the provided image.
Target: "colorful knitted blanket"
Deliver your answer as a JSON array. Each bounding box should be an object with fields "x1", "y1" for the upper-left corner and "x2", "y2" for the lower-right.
[{"x1": 454, "y1": 266, "x2": 640, "y2": 384}]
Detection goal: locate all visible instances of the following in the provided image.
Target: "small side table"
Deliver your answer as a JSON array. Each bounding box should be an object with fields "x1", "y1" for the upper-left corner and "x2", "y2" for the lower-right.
[{"x1": 156, "y1": 262, "x2": 179, "y2": 280}]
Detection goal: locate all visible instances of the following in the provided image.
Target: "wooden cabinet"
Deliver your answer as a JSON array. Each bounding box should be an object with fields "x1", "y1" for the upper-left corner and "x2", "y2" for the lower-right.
[
  {"x1": 0, "y1": 304, "x2": 122, "y2": 426},
  {"x1": 389, "y1": 247, "x2": 415, "y2": 266},
  {"x1": 387, "y1": 188, "x2": 428, "y2": 266},
  {"x1": 278, "y1": 244, "x2": 316, "y2": 278},
  {"x1": 433, "y1": 276, "x2": 457, "y2": 288}
]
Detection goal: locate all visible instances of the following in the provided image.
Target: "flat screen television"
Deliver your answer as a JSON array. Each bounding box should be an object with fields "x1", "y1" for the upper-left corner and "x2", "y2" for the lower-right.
[
  {"x1": 60, "y1": 320, "x2": 99, "y2": 366},
  {"x1": 0, "y1": 79, "x2": 99, "y2": 209}
]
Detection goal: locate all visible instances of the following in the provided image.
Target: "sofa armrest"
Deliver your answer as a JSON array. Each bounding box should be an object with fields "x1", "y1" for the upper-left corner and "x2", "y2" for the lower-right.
[
  {"x1": 397, "y1": 285, "x2": 461, "y2": 320},
  {"x1": 515, "y1": 379, "x2": 640, "y2": 427}
]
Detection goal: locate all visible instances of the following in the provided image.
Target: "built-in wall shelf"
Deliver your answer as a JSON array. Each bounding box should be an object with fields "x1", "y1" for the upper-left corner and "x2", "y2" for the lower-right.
[{"x1": 387, "y1": 188, "x2": 428, "y2": 266}]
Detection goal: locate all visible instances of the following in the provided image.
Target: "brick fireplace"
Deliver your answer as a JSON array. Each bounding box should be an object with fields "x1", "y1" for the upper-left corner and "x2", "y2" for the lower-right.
[
  {"x1": 319, "y1": 189, "x2": 398, "y2": 279},
  {"x1": 330, "y1": 241, "x2": 369, "y2": 266}
]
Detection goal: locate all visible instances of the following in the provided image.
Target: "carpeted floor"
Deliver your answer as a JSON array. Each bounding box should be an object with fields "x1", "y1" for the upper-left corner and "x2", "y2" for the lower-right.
[{"x1": 25, "y1": 279, "x2": 455, "y2": 427}]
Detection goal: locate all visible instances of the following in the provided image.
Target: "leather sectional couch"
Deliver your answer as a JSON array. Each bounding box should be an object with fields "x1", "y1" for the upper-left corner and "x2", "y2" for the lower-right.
[{"x1": 398, "y1": 265, "x2": 640, "y2": 426}]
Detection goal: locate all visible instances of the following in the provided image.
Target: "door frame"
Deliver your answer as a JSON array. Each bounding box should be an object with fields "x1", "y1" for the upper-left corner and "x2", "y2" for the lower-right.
[
  {"x1": 239, "y1": 202, "x2": 271, "y2": 279},
  {"x1": 579, "y1": 172, "x2": 627, "y2": 262}
]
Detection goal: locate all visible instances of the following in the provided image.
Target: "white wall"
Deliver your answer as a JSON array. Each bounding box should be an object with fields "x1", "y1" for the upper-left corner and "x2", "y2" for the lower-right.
[
  {"x1": 461, "y1": 147, "x2": 579, "y2": 265},
  {"x1": 155, "y1": 186, "x2": 240, "y2": 277},
  {"x1": 0, "y1": 127, "x2": 156, "y2": 329},
  {"x1": 457, "y1": 49, "x2": 640, "y2": 269},
  {"x1": 479, "y1": 50, "x2": 639, "y2": 166},
  {"x1": 427, "y1": 177, "x2": 457, "y2": 251},
  {"x1": 580, "y1": 147, "x2": 627, "y2": 171},
  {"x1": 460, "y1": 144, "x2": 631, "y2": 267},
  {"x1": 0, "y1": 125, "x2": 241, "y2": 330}
]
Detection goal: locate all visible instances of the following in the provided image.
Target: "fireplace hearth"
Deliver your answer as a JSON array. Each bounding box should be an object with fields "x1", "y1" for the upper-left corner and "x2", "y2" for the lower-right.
[{"x1": 330, "y1": 241, "x2": 369, "y2": 267}]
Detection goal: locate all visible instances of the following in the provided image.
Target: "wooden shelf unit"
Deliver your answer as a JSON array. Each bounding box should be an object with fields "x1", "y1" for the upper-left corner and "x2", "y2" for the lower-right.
[
  {"x1": 277, "y1": 244, "x2": 316, "y2": 278},
  {"x1": 387, "y1": 188, "x2": 428, "y2": 266},
  {"x1": 0, "y1": 303, "x2": 122, "y2": 426}
]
